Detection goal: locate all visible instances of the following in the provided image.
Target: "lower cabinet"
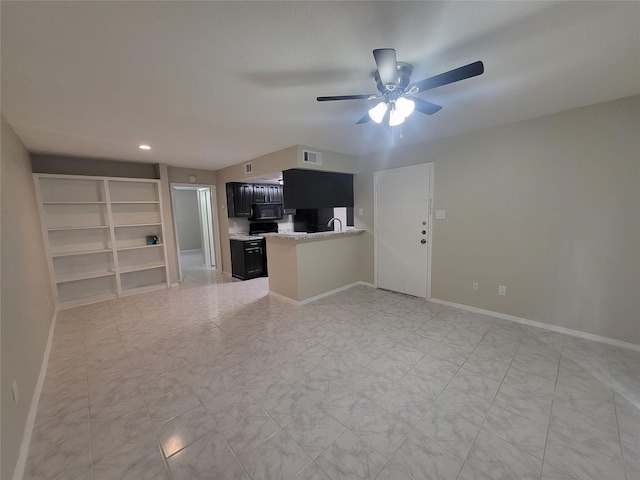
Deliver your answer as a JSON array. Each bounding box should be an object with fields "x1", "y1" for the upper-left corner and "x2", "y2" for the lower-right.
[{"x1": 230, "y1": 239, "x2": 267, "y2": 280}]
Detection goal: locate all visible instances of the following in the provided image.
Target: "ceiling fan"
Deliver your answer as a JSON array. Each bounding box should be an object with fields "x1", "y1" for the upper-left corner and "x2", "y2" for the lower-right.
[{"x1": 317, "y1": 49, "x2": 484, "y2": 127}]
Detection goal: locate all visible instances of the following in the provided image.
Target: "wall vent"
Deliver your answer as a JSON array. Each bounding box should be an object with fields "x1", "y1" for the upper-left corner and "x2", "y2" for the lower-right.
[
  {"x1": 302, "y1": 150, "x2": 322, "y2": 166},
  {"x1": 244, "y1": 162, "x2": 253, "y2": 174}
]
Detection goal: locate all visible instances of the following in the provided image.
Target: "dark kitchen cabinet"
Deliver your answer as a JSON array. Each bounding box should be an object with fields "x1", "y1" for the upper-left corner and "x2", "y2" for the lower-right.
[
  {"x1": 252, "y1": 184, "x2": 268, "y2": 203},
  {"x1": 230, "y1": 239, "x2": 267, "y2": 280},
  {"x1": 267, "y1": 185, "x2": 283, "y2": 203},
  {"x1": 226, "y1": 183, "x2": 254, "y2": 217},
  {"x1": 226, "y1": 182, "x2": 284, "y2": 218},
  {"x1": 282, "y1": 169, "x2": 353, "y2": 209}
]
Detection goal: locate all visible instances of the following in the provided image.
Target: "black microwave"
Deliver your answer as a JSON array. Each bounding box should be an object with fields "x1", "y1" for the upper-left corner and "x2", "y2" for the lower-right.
[{"x1": 250, "y1": 203, "x2": 283, "y2": 221}]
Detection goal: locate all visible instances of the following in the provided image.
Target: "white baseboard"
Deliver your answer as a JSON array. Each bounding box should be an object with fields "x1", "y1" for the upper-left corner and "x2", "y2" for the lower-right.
[
  {"x1": 269, "y1": 281, "x2": 376, "y2": 306},
  {"x1": 429, "y1": 298, "x2": 640, "y2": 352},
  {"x1": 13, "y1": 309, "x2": 58, "y2": 480}
]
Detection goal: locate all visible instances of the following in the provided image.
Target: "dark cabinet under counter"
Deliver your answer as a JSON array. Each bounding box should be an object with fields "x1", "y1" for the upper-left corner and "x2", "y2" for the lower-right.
[{"x1": 230, "y1": 238, "x2": 267, "y2": 280}]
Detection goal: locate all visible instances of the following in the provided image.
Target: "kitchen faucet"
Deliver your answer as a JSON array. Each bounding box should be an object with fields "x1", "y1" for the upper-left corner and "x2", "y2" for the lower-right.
[{"x1": 327, "y1": 217, "x2": 342, "y2": 232}]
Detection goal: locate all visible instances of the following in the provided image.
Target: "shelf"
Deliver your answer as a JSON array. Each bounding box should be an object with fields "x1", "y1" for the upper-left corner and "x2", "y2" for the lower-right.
[
  {"x1": 114, "y1": 223, "x2": 162, "y2": 228},
  {"x1": 117, "y1": 244, "x2": 163, "y2": 252},
  {"x1": 110, "y1": 201, "x2": 160, "y2": 204},
  {"x1": 119, "y1": 262, "x2": 166, "y2": 274},
  {"x1": 120, "y1": 283, "x2": 167, "y2": 297},
  {"x1": 51, "y1": 248, "x2": 113, "y2": 258},
  {"x1": 43, "y1": 201, "x2": 107, "y2": 205},
  {"x1": 58, "y1": 292, "x2": 118, "y2": 310},
  {"x1": 47, "y1": 225, "x2": 110, "y2": 232},
  {"x1": 56, "y1": 270, "x2": 116, "y2": 283}
]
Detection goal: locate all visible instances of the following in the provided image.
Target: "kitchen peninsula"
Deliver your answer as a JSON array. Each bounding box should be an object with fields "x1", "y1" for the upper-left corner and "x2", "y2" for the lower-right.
[{"x1": 264, "y1": 229, "x2": 365, "y2": 303}]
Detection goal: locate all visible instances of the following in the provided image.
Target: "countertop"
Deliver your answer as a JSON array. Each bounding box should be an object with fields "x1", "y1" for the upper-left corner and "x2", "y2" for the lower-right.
[
  {"x1": 229, "y1": 233, "x2": 265, "y2": 241},
  {"x1": 264, "y1": 229, "x2": 365, "y2": 241}
]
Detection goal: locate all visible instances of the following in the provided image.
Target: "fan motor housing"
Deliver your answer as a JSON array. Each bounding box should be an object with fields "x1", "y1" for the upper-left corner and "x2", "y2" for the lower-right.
[{"x1": 375, "y1": 62, "x2": 413, "y2": 94}]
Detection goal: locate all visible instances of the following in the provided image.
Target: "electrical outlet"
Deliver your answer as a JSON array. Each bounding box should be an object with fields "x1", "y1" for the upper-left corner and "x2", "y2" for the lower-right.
[
  {"x1": 472, "y1": 282, "x2": 479, "y2": 291},
  {"x1": 11, "y1": 380, "x2": 19, "y2": 404},
  {"x1": 498, "y1": 285, "x2": 507, "y2": 296},
  {"x1": 358, "y1": 208, "x2": 363, "y2": 216}
]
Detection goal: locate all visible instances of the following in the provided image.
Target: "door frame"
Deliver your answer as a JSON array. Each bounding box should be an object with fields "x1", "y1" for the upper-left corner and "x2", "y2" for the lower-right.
[
  {"x1": 197, "y1": 187, "x2": 215, "y2": 267},
  {"x1": 170, "y1": 183, "x2": 222, "y2": 282},
  {"x1": 374, "y1": 163, "x2": 434, "y2": 299}
]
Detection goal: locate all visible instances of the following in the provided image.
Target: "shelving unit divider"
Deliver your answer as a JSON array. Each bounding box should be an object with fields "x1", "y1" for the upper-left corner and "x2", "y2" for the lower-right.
[{"x1": 104, "y1": 178, "x2": 122, "y2": 294}]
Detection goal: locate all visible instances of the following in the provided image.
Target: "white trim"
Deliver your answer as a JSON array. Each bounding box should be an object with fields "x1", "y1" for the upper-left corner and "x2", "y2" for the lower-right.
[
  {"x1": 13, "y1": 309, "x2": 58, "y2": 480},
  {"x1": 268, "y1": 281, "x2": 376, "y2": 306},
  {"x1": 430, "y1": 298, "x2": 640, "y2": 352},
  {"x1": 374, "y1": 163, "x2": 434, "y2": 299}
]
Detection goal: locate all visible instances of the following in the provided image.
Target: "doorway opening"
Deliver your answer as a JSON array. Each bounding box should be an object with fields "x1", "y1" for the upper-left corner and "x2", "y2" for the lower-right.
[{"x1": 170, "y1": 184, "x2": 219, "y2": 282}]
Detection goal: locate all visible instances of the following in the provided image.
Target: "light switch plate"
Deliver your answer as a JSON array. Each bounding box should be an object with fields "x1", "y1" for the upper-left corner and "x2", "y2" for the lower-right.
[{"x1": 435, "y1": 210, "x2": 446, "y2": 219}]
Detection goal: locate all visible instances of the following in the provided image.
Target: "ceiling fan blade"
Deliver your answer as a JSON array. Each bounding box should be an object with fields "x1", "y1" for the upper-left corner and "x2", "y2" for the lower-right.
[
  {"x1": 373, "y1": 48, "x2": 397, "y2": 89},
  {"x1": 317, "y1": 94, "x2": 373, "y2": 102},
  {"x1": 412, "y1": 98, "x2": 443, "y2": 115},
  {"x1": 409, "y1": 61, "x2": 484, "y2": 93},
  {"x1": 356, "y1": 112, "x2": 371, "y2": 124}
]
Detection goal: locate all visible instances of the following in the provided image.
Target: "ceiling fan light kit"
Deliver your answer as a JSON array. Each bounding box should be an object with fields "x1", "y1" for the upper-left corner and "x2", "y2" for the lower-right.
[
  {"x1": 317, "y1": 48, "x2": 484, "y2": 131},
  {"x1": 368, "y1": 102, "x2": 388, "y2": 123}
]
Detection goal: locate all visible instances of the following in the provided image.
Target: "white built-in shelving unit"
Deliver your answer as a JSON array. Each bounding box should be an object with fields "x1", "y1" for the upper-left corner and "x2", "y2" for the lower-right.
[{"x1": 34, "y1": 174, "x2": 169, "y2": 308}]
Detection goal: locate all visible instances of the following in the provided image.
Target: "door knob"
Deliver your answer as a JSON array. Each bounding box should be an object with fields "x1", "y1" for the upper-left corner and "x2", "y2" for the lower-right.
[{"x1": 421, "y1": 239, "x2": 427, "y2": 244}]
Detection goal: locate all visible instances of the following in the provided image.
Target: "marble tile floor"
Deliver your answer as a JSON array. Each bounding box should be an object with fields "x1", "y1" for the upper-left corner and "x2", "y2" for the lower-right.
[{"x1": 25, "y1": 269, "x2": 639, "y2": 479}]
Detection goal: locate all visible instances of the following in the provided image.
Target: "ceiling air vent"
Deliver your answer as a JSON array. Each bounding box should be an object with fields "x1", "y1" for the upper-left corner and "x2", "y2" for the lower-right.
[
  {"x1": 244, "y1": 162, "x2": 253, "y2": 174},
  {"x1": 302, "y1": 150, "x2": 322, "y2": 166}
]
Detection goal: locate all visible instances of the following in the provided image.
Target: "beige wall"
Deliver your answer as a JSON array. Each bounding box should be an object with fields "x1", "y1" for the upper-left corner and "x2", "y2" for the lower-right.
[
  {"x1": 174, "y1": 190, "x2": 202, "y2": 251},
  {"x1": 265, "y1": 233, "x2": 365, "y2": 302},
  {"x1": 265, "y1": 240, "x2": 299, "y2": 300},
  {"x1": 295, "y1": 145, "x2": 359, "y2": 174},
  {"x1": 1, "y1": 117, "x2": 56, "y2": 479},
  {"x1": 31, "y1": 154, "x2": 158, "y2": 178},
  {"x1": 167, "y1": 166, "x2": 217, "y2": 185},
  {"x1": 356, "y1": 96, "x2": 640, "y2": 344},
  {"x1": 296, "y1": 235, "x2": 364, "y2": 301}
]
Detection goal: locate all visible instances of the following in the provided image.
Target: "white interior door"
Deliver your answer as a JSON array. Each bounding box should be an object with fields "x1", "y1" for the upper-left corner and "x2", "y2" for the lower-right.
[
  {"x1": 375, "y1": 164, "x2": 432, "y2": 298},
  {"x1": 197, "y1": 187, "x2": 215, "y2": 267}
]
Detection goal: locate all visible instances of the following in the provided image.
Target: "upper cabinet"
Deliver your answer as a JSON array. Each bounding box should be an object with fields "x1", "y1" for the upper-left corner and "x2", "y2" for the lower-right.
[
  {"x1": 266, "y1": 184, "x2": 283, "y2": 203},
  {"x1": 282, "y1": 169, "x2": 354, "y2": 209},
  {"x1": 226, "y1": 183, "x2": 254, "y2": 217},
  {"x1": 252, "y1": 184, "x2": 268, "y2": 203},
  {"x1": 226, "y1": 182, "x2": 283, "y2": 218}
]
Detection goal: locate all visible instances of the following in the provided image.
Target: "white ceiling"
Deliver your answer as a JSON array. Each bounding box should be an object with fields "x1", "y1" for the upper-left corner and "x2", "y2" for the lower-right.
[{"x1": 2, "y1": 1, "x2": 638, "y2": 171}]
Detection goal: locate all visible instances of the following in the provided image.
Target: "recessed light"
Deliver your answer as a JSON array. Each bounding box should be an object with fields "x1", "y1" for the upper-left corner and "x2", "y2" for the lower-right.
[{"x1": 138, "y1": 144, "x2": 151, "y2": 150}]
